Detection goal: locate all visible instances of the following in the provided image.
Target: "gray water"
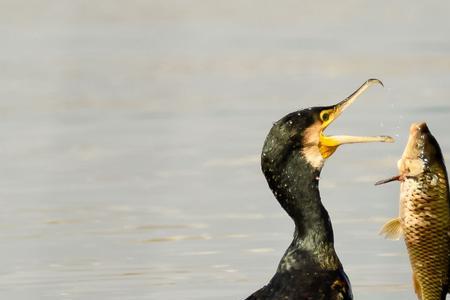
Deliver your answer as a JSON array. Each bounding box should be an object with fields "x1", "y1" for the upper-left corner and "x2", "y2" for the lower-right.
[{"x1": 1, "y1": 1, "x2": 450, "y2": 299}]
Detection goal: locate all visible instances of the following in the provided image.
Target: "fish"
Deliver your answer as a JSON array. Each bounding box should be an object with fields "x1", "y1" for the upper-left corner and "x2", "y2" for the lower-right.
[{"x1": 376, "y1": 122, "x2": 450, "y2": 300}]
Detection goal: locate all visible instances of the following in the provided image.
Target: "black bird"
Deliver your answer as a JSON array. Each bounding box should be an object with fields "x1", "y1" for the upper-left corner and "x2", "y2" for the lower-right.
[{"x1": 246, "y1": 79, "x2": 394, "y2": 300}]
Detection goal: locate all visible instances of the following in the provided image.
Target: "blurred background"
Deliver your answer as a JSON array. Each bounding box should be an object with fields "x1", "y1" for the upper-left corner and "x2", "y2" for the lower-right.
[{"x1": 1, "y1": 1, "x2": 450, "y2": 299}]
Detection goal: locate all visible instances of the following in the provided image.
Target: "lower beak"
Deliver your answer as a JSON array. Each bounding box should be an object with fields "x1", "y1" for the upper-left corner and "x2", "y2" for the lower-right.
[{"x1": 319, "y1": 79, "x2": 394, "y2": 158}]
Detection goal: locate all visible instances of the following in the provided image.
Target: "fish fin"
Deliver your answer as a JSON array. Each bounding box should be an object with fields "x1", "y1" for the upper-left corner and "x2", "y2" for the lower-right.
[
  {"x1": 412, "y1": 272, "x2": 423, "y2": 300},
  {"x1": 379, "y1": 218, "x2": 403, "y2": 240}
]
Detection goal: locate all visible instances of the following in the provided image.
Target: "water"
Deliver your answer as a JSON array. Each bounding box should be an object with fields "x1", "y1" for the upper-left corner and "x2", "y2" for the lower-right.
[{"x1": 1, "y1": 1, "x2": 450, "y2": 299}]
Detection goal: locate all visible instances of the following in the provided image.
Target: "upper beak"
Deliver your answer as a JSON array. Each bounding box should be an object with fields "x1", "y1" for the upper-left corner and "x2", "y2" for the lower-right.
[{"x1": 319, "y1": 79, "x2": 395, "y2": 158}]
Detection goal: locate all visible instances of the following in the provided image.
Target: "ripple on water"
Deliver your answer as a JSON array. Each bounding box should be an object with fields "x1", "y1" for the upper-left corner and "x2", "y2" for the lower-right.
[
  {"x1": 247, "y1": 248, "x2": 275, "y2": 254},
  {"x1": 376, "y1": 252, "x2": 404, "y2": 257},
  {"x1": 44, "y1": 219, "x2": 82, "y2": 225},
  {"x1": 135, "y1": 223, "x2": 208, "y2": 230},
  {"x1": 180, "y1": 251, "x2": 220, "y2": 256},
  {"x1": 141, "y1": 234, "x2": 212, "y2": 243},
  {"x1": 354, "y1": 284, "x2": 409, "y2": 292}
]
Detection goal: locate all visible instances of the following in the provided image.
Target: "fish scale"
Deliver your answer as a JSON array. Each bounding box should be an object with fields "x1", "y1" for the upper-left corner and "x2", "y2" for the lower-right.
[
  {"x1": 378, "y1": 122, "x2": 450, "y2": 300},
  {"x1": 402, "y1": 172, "x2": 449, "y2": 300}
]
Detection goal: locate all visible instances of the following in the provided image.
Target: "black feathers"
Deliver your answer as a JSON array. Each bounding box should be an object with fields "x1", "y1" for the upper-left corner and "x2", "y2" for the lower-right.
[{"x1": 246, "y1": 107, "x2": 352, "y2": 300}]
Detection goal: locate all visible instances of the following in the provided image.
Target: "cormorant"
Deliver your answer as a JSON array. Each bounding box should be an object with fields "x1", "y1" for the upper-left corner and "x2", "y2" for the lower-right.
[{"x1": 245, "y1": 79, "x2": 393, "y2": 300}]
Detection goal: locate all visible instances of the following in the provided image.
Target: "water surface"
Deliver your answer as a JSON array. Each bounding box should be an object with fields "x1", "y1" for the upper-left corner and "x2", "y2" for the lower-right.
[{"x1": 1, "y1": 1, "x2": 450, "y2": 299}]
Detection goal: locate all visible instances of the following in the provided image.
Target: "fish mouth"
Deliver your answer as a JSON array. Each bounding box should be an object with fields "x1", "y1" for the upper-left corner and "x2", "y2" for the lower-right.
[
  {"x1": 319, "y1": 79, "x2": 395, "y2": 158},
  {"x1": 375, "y1": 122, "x2": 434, "y2": 186},
  {"x1": 401, "y1": 122, "x2": 429, "y2": 160},
  {"x1": 409, "y1": 122, "x2": 430, "y2": 136}
]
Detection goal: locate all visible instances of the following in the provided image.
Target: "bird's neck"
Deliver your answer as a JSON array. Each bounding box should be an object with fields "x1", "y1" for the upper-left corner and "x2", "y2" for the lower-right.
[{"x1": 263, "y1": 154, "x2": 340, "y2": 272}]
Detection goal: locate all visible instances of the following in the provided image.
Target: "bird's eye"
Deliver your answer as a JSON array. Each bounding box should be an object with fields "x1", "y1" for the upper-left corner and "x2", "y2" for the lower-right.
[{"x1": 321, "y1": 113, "x2": 330, "y2": 122}]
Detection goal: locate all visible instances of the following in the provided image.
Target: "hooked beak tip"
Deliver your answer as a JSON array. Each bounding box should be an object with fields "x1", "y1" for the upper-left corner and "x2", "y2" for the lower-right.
[{"x1": 367, "y1": 78, "x2": 384, "y2": 88}]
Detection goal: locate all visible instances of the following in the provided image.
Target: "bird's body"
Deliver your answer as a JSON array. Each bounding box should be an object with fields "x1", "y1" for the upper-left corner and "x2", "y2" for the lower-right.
[
  {"x1": 245, "y1": 79, "x2": 393, "y2": 300},
  {"x1": 379, "y1": 123, "x2": 450, "y2": 300},
  {"x1": 247, "y1": 141, "x2": 352, "y2": 300},
  {"x1": 246, "y1": 266, "x2": 352, "y2": 300}
]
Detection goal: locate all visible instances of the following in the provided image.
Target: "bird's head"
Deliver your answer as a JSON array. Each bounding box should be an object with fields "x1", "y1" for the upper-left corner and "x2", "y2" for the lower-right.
[{"x1": 262, "y1": 79, "x2": 394, "y2": 172}]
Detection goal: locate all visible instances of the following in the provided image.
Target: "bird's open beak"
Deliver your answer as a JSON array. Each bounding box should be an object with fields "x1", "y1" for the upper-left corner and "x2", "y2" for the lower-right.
[{"x1": 319, "y1": 79, "x2": 395, "y2": 158}]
